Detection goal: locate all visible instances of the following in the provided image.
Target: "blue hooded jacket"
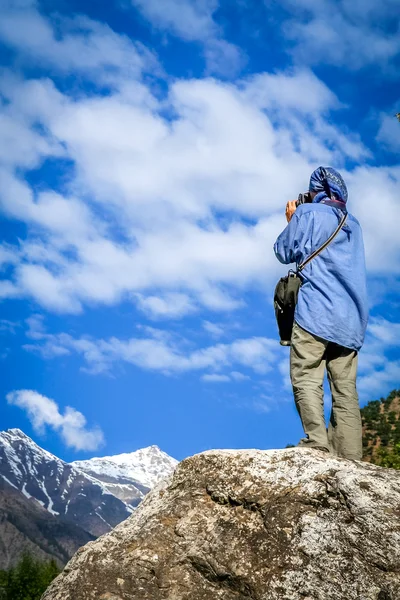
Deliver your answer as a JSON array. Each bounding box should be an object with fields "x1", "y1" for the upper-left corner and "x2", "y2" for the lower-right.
[{"x1": 273, "y1": 167, "x2": 368, "y2": 351}]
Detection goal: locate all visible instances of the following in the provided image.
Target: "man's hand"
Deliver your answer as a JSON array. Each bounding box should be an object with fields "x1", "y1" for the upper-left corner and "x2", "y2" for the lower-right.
[{"x1": 285, "y1": 200, "x2": 297, "y2": 223}]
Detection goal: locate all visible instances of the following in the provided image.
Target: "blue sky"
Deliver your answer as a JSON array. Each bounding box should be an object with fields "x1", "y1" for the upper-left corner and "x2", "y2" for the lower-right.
[{"x1": 1, "y1": 0, "x2": 400, "y2": 463}]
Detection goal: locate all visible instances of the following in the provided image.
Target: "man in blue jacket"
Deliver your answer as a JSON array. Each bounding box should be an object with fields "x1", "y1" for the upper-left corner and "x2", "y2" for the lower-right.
[{"x1": 274, "y1": 167, "x2": 368, "y2": 460}]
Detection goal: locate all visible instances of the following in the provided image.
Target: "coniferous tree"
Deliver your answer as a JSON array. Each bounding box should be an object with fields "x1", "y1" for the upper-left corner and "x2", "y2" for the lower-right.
[
  {"x1": 0, "y1": 554, "x2": 60, "y2": 600},
  {"x1": 361, "y1": 389, "x2": 400, "y2": 469}
]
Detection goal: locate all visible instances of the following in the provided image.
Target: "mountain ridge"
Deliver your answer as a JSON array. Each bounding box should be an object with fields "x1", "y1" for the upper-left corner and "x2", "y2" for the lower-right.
[
  {"x1": 71, "y1": 444, "x2": 179, "y2": 506},
  {"x1": 0, "y1": 476, "x2": 94, "y2": 569},
  {"x1": 0, "y1": 428, "x2": 178, "y2": 568},
  {"x1": 0, "y1": 428, "x2": 132, "y2": 537}
]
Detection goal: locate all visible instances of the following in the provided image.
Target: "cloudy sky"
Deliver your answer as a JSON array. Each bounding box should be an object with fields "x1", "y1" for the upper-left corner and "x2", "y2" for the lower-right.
[{"x1": 1, "y1": 0, "x2": 399, "y2": 462}]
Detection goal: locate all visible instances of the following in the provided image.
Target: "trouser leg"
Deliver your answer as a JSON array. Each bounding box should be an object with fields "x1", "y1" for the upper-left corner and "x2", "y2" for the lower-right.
[
  {"x1": 290, "y1": 323, "x2": 329, "y2": 450},
  {"x1": 326, "y1": 344, "x2": 362, "y2": 460}
]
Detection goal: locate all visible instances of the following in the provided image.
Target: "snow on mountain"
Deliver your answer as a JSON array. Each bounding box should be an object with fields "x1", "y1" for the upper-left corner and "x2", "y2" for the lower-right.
[
  {"x1": 0, "y1": 475, "x2": 94, "y2": 569},
  {"x1": 71, "y1": 445, "x2": 179, "y2": 506},
  {"x1": 0, "y1": 429, "x2": 132, "y2": 537}
]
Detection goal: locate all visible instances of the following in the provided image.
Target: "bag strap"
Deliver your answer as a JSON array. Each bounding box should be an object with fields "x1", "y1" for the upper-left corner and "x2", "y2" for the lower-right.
[{"x1": 297, "y1": 212, "x2": 348, "y2": 273}]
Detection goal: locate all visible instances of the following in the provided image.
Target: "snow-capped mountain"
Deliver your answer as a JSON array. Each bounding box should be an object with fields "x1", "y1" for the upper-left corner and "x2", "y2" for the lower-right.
[
  {"x1": 0, "y1": 429, "x2": 132, "y2": 537},
  {"x1": 71, "y1": 445, "x2": 179, "y2": 506},
  {"x1": 0, "y1": 475, "x2": 94, "y2": 569}
]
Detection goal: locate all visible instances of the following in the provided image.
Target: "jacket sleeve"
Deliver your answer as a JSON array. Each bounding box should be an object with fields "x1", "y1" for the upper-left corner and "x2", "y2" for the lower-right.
[{"x1": 274, "y1": 210, "x2": 312, "y2": 265}]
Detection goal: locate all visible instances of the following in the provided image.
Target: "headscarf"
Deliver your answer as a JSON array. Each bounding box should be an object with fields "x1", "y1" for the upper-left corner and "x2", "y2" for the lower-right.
[{"x1": 309, "y1": 166, "x2": 348, "y2": 210}]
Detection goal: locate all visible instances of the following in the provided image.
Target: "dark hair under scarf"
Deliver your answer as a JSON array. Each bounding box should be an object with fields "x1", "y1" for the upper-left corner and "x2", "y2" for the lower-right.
[{"x1": 309, "y1": 166, "x2": 348, "y2": 211}]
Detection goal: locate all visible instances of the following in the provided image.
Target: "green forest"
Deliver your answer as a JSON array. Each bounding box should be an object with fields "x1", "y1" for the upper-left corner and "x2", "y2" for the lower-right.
[
  {"x1": 0, "y1": 554, "x2": 59, "y2": 600},
  {"x1": 361, "y1": 388, "x2": 400, "y2": 469}
]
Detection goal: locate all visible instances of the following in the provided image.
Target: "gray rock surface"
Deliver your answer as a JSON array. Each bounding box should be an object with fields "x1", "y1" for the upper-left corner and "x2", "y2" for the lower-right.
[{"x1": 42, "y1": 448, "x2": 400, "y2": 600}]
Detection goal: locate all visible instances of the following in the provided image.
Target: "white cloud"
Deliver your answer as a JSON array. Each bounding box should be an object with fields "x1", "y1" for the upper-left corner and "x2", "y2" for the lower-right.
[
  {"x1": 346, "y1": 166, "x2": 400, "y2": 273},
  {"x1": 0, "y1": 3, "x2": 159, "y2": 85},
  {"x1": 201, "y1": 373, "x2": 231, "y2": 382},
  {"x1": 0, "y1": 5, "x2": 398, "y2": 331},
  {"x1": 6, "y1": 389, "x2": 104, "y2": 451},
  {"x1": 132, "y1": 0, "x2": 218, "y2": 41},
  {"x1": 376, "y1": 113, "x2": 400, "y2": 152},
  {"x1": 251, "y1": 394, "x2": 281, "y2": 413},
  {"x1": 135, "y1": 292, "x2": 197, "y2": 319},
  {"x1": 278, "y1": 356, "x2": 291, "y2": 391},
  {"x1": 358, "y1": 349, "x2": 386, "y2": 375},
  {"x1": 0, "y1": 111, "x2": 63, "y2": 170},
  {"x1": 0, "y1": 0, "x2": 398, "y2": 420},
  {"x1": 202, "y1": 320, "x2": 225, "y2": 338},
  {"x1": 204, "y1": 39, "x2": 246, "y2": 77},
  {"x1": 271, "y1": 0, "x2": 400, "y2": 72},
  {"x1": 23, "y1": 316, "x2": 281, "y2": 376},
  {"x1": 0, "y1": 280, "x2": 21, "y2": 300},
  {"x1": 131, "y1": 0, "x2": 244, "y2": 76},
  {"x1": 0, "y1": 245, "x2": 19, "y2": 268},
  {"x1": 358, "y1": 361, "x2": 400, "y2": 399},
  {"x1": 0, "y1": 64, "x2": 375, "y2": 315},
  {"x1": 0, "y1": 319, "x2": 20, "y2": 334},
  {"x1": 242, "y1": 69, "x2": 341, "y2": 115},
  {"x1": 356, "y1": 317, "x2": 400, "y2": 400},
  {"x1": 367, "y1": 317, "x2": 400, "y2": 346},
  {"x1": 229, "y1": 337, "x2": 276, "y2": 373},
  {"x1": 25, "y1": 314, "x2": 47, "y2": 340},
  {"x1": 230, "y1": 371, "x2": 250, "y2": 381}
]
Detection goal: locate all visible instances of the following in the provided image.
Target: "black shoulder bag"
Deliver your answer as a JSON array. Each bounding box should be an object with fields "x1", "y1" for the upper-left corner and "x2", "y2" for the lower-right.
[{"x1": 274, "y1": 212, "x2": 348, "y2": 346}]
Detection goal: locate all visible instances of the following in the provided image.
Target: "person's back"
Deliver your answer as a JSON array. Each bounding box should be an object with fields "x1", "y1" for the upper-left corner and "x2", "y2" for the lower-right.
[
  {"x1": 275, "y1": 202, "x2": 368, "y2": 351},
  {"x1": 274, "y1": 167, "x2": 368, "y2": 460}
]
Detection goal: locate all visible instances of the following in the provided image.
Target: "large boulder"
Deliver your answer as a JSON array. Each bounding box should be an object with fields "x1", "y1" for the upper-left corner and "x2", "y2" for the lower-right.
[{"x1": 42, "y1": 448, "x2": 400, "y2": 600}]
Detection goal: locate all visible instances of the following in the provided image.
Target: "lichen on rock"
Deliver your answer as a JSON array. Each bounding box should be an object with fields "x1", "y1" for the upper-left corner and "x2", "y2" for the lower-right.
[{"x1": 42, "y1": 448, "x2": 400, "y2": 600}]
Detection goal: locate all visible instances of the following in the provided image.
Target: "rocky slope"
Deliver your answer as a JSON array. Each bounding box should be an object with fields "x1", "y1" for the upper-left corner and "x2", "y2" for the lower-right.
[
  {"x1": 71, "y1": 445, "x2": 178, "y2": 506},
  {"x1": 42, "y1": 448, "x2": 400, "y2": 600},
  {"x1": 0, "y1": 477, "x2": 93, "y2": 569},
  {"x1": 0, "y1": 429, "x2": 132, "y2": 537}
]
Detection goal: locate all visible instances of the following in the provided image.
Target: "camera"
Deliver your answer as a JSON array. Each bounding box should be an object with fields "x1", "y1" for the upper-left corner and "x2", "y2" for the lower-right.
[{"x1": 296, "y1": 191, "x2": 312, "y2": 208}]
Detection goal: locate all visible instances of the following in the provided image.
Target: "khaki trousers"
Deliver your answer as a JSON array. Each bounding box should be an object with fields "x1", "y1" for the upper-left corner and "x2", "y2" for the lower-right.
[{"x1": 290, "y1": 322, "x2": 362, "y2": 460}]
